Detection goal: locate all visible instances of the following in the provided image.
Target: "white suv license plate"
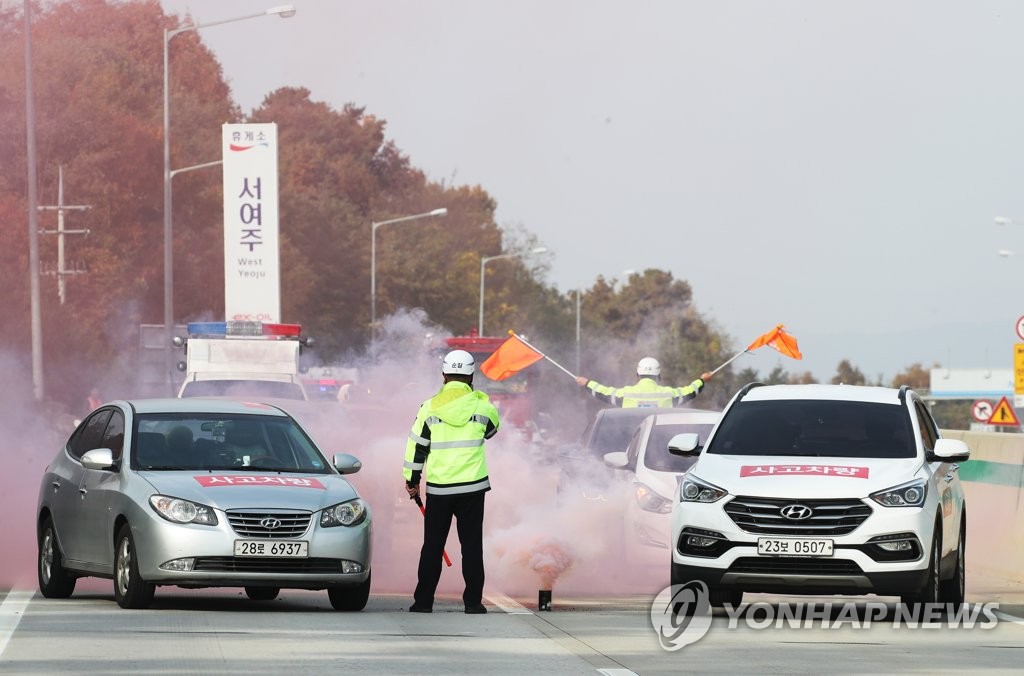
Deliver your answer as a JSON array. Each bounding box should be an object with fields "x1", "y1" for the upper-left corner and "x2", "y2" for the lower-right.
[
  {"x1": 757, "y1": 537, "x2": 834, "y2": 557},
  {"x1": 234, "y1": 540, "x2": 309, "y2": 558}
]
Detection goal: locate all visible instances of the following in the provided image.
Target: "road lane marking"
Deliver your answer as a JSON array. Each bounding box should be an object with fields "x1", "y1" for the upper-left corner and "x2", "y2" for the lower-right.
[
  {"x1": 484, "y1": 591, "x2": 638, "y2": 674},
  {"x1": 483, "y1": 592, "x2": 534, "y2": 615},
  {"x1": 0, "y1": 590, "x2": 34, "y2": 658},
  {"x1": 994, "y1": 610, "x2": 1024, "y2": 626}
]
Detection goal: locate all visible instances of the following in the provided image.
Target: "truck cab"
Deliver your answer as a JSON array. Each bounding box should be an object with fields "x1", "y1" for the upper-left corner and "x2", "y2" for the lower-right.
[{"x1": 175, "y1": 321, "x2": 311, "y2": 401}]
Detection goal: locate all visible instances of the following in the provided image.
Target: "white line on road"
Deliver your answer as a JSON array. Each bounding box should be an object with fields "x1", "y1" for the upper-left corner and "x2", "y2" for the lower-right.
[
  {"x1": 0, "y1": 590, "x2": 34, "y2": 659},
  {"x1": 483, "y1": 592, "x2": 535, "y2": 615},
  {"x1": 596, "y1": 670, "x2": 639, "y2": 676},
  {"x1": 994, "y1": 610, "x2": 1024, "y2": 626}
]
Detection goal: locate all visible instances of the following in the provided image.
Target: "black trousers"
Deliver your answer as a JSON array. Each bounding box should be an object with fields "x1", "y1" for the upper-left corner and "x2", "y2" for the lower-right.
[{"x1": 413, "y1": 490, "x2": 486, "y2": 607}]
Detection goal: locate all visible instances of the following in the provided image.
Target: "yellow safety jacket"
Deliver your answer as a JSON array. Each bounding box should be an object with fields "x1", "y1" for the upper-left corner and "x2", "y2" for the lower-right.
[
  {"x1": 586, "y1": 376, "x2": 704, "y2": 408},
  {"x1": 403, "y1": 381, "x2": 500, "y2": 495}
]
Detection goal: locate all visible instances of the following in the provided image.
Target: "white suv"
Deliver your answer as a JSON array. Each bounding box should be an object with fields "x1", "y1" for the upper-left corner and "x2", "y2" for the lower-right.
[{"x1": 669, "y1": 384, "x2": 970, "y2": 606}]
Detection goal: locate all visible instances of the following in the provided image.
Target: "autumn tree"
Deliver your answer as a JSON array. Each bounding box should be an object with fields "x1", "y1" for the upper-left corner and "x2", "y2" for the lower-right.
[
  {"x1": 830, "y1": 359, "x2": 867, "y2": 385},
  {"x1": 0, "y1": 0, "x2": 236, "y2": 400},
  {"x1": 891, "y1": 362, "x2": 935, "y2": 391}
]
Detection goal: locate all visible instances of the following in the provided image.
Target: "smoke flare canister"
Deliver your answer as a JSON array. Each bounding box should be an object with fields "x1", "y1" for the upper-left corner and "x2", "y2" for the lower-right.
[{"x1": 538, "y1": 589, "x2": 552, "y2": 611}]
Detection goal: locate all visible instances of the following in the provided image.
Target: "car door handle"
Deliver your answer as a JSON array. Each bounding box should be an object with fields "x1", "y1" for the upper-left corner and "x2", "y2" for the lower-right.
[
  {"x1": 51, "y1": 481, "x2": 60, "y2": 492},
  {"x1": 79, "y1": 487, "x2": 88, "y2": 496}
]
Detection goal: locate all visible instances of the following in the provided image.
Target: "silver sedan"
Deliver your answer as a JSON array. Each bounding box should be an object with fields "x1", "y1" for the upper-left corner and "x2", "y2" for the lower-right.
[{"x1": 37, "y1": 398, "x2": 372, "y2": 610}]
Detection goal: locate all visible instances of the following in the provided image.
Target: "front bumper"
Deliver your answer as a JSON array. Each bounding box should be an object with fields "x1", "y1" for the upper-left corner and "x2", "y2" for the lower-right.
[
  {"x1": 131, "y1": 506, "x2": 371, "y2": 589},
  {"x1": 670, "y1": 496, "x2": 935, "y2": 596}
]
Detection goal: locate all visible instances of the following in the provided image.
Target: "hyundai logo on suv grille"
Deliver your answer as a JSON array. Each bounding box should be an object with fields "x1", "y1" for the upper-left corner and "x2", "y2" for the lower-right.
[
  {"x1": 779, "y1": 504, "x2": 813, "y2": 520},
  {"x1": 259, "y1": 517, "x2": 282, "y2": 530}
]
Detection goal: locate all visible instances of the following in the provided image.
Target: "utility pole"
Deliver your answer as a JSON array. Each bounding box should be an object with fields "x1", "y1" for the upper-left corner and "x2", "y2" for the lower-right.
[
  {"x1": 38, "y1": 166, "x2": 91, "y2": 304},
  {"x1": 24, "y1": 0, "x2": 43, "y2": 400}
]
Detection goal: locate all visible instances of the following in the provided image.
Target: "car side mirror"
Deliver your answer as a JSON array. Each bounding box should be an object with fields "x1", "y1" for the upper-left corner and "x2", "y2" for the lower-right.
[
  {"x1": 668, "y1": 433, "x2": 701, "y2": 456},
  {"x1": 333, "y1": 453, "x2": 362, "y2": 475},
  {"x1": 81, "y1": 448, "x2": 117, "y2": 471},
  {"x1": 603, "y1": 451, "x2": 629, "y2": 469},
  {"x1": 927, "y1": 438, "x2": 970, "y2": 463}
]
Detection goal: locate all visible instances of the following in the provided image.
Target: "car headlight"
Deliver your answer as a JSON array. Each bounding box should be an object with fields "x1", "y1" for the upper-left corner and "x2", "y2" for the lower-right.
[
  {"x1": 635, "y1": 483, "x2": 673, "y2": 514},
  {"x1": 321, "y1": 498, "x2": 368, "y2": 527},
  {"x1": 149, "y1": 495, "x2": 218, "y2": 525},
  {"x1": 679, "y1": 476, "x2": 728, "y2": 503},
  {"x1": 869, "y1": 479, "x2": 927, "y2": 507}
]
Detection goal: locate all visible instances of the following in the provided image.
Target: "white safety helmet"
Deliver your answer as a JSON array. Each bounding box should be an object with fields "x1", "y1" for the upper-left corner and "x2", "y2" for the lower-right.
[
  {"x1": 442, "y1": 349, "x2": 475, "y2": 375},
  {"x1": 637, "y1": 357, "x2": 661, "y2": 377}
]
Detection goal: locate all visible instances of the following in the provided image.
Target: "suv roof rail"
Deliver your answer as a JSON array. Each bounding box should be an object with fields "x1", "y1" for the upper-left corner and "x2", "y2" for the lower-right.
[
  {"x1": 736, "y1": 382, "x2": 766, "y2": 401},
  {"x1": 898, "y1": 385, "x2": 908, "y2": 404}
]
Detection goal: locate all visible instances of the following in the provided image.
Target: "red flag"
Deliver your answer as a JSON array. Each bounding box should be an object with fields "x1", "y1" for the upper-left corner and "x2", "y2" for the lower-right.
[
  {"x1": 480, "y1": 335, "x2": 544, "y2": 381},
  {"x1": 746, "y1": 324, "x2": 803, "y2": 360}
]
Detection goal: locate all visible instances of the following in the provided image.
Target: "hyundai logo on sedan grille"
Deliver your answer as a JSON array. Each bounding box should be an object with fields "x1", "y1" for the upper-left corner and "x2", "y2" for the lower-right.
[
  {"x1": 780, "y1": 504, "x2": 813, "y2": 520},
  {"x1": 259, "y1": 517, "x2": 282, "y2": 530}
]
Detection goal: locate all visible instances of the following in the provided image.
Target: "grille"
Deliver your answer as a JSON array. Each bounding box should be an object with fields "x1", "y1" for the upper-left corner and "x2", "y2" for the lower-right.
[
  {"x1": 724, "y1": 496, "x2": 871, "y2": 536},
  {"x1": 193, "y1": 557, "x2": 341, "y2": 574},
  {"x1": 729, "y1": 557, "x2": 863, "y2": 576},
  {"x1": 227, "y1": 510, "x2": 311, "y2": 538}
]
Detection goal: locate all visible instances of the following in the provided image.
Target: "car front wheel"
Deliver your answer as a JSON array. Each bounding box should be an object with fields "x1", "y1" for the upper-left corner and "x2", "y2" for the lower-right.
[
  {"x1": 114, "y1": 524, "x2": 155, "y2": 609},
  {"x1": 328, "y1": 573, "x2": 370, "y2": 611},
  {"x1": 939, "y1": 516, "x2": 966, "y2": 605},
  {"x1": 38, "y1": 517, "x2": 76, "y2": 599}
]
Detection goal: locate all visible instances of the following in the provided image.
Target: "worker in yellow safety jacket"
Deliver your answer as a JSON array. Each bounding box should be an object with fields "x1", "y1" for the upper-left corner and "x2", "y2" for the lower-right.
[
  {"x1": 575, "y1": 357, "x2": 712, "y2": 408},
  {"x1": 404, "y1": 349, "x2": 500, "y2": 615}
]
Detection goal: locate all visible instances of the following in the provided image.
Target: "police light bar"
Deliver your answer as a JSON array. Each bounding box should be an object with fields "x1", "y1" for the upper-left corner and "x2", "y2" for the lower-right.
[{"x1": 186, "y1": 321, "x2": 302, "y2": 338}]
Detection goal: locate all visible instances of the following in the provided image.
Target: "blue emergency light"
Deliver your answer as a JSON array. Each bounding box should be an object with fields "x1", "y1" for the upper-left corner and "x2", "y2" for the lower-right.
[{"x1": 186, "y1": 321, "x2": 302, "y2": 338}]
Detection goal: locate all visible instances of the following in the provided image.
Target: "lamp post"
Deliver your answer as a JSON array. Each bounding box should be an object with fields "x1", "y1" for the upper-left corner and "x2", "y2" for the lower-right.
[
  {"x1": 370, "y1": 208, "x2": 448, "y2": 357},
  {"x1": 478, "y1": 247, "x2": 548, "y2": 336},
  {"x1": 162, "y1": 5, "x2": 295, "y2": 394},
  {"x1": 575, "y1": 285, "x2": 581, "y2": 374}
]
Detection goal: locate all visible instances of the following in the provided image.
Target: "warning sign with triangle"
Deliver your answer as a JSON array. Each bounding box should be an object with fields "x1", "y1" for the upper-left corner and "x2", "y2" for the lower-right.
[{"x1": 987, "y1": 396, "x2": 1021, "y2": 426}]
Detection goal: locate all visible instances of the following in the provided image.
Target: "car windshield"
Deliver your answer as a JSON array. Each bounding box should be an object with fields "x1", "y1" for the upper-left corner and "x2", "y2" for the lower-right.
[
  {"x1": 588, "y1": 413, "x2": 653, "y2": 457},
  {"x1": 180, "y1": 380, "x2": 306, "y2": 400},
  {"x1": 644, "y1": 423, "x2": 716, "y2": 472},
  {"x1": 132, "y1": 413, "x2": 331, "y2": 472},
  {"x1": 706, "y1": 400, "x2": 915, "y2": 459}
]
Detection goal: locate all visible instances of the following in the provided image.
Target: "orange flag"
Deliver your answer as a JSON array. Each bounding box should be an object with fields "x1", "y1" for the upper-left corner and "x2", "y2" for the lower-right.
[
  {"x1": 480, "y1": 335, "x2": 544, "y2": 381},
  {"x1": 746, "y1": 324, "x2": 803, "y2": 360}
]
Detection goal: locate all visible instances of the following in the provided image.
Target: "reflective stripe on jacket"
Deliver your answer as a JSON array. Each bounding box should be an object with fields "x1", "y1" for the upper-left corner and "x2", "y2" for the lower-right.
[
  {"x1": 403, "y1": 381, "x2": 500, "y2": 495},
  {"x1": 586, "y1": 376, "x2": 704, "y2": 408}
]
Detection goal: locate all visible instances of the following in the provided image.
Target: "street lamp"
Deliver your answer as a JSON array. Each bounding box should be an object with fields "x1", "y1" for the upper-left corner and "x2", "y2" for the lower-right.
[
  {"x1": 370, "y1": 208, "x2": 448, "y2": 356},
  {"x1": 162, "y1": 5, "x2": 295, "y2": 393},
  {"x1": 478, "y1": 247, "x2": 548, "y2": 336}
]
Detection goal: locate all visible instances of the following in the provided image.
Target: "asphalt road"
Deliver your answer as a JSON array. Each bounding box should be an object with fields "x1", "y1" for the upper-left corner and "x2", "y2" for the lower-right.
[{"x1": 2, "y1": 574, "x2": 1023, "y2": 675}]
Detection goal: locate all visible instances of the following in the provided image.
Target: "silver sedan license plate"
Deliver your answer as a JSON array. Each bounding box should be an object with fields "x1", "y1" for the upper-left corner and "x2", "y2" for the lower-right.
[
  {"x1": 757, "y1": 537, "x2": 834, "y2": 557},
  {"x1": 234, "y1": 540, "x2": 308, "y2": 558}
]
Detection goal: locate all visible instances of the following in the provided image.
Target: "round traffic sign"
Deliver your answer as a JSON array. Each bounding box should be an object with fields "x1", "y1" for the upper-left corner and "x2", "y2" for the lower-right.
[
  {"x1": 1017, "y1": 316, "x2": 1024, "y2": 341},
  {"x1": 971, "y1": 399, "x2": 994, "y2": 423}
]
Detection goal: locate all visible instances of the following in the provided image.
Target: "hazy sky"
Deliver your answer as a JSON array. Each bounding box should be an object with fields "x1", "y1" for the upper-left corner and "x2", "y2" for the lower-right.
[{"x1": 158, "y1": 0, "x2": 1024, "y2": 381}]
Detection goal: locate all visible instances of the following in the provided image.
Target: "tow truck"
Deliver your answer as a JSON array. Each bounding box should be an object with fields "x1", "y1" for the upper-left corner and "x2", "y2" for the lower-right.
[{"x1": 174, "y1": 321, "x2": 314, "y2": 400}]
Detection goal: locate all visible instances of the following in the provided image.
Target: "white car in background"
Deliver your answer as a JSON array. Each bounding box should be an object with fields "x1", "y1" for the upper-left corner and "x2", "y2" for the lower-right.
[
  {"x1": 669, "y1": 384, "x2": 969, "y2": 607},
  {"x1": 604, "y1": 409, "x2": 720, "y2": 563}
]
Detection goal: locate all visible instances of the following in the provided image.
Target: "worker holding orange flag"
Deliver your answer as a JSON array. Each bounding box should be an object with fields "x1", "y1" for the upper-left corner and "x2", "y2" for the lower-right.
[
  {"x1": 479, "y1": 324, "x2": 801, "y2": 396},
  {"x1": 575, "y1": 358, "x2": 713, "y2": 409}
]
